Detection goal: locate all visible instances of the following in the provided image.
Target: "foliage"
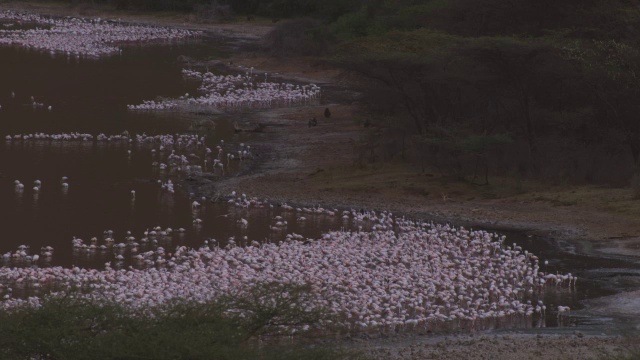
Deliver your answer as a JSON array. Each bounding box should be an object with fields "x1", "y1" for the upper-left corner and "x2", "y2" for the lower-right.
[
  {"x1": 331, "y1": 10, "x2": 377, "y2": 40},
  {"x1": 632, "y1": 171, "x2": 640, "y2": 200},
  {"x1": 50, "y1": 0, "x2": 366, "y2": 18},
  {"x1": 193, "y1": 2, "x2": 233, "y2": 22},
  {"x1": 262, "y1": 18, "x2": 328, "y2": 56},
  {"x1": 563, "y1": 40, "x2": 640, "y2": 86},
  {"x1": 325, "y1": 0, "x2": 640, "y2": 184},
  {"x1": 562, "y1": 39, "x2": 640, "y2": 165},
  {"x1": 460, "y1": 133, "x2": 512, "y2": 153},
  {"x1": 337, "y1": 28, "x2": 462, "y2": 60},
  {"x1": 0, "y1": 283, "x2": 354, "y2": 360}
]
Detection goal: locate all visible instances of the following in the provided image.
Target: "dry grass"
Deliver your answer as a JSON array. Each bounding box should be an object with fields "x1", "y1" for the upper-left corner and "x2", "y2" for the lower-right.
[{"x1": 517, "y1": 186, "x2": 640, "y2": 218}]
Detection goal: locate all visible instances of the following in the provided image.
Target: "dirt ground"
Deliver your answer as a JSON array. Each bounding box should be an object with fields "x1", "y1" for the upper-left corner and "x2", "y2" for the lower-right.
[
  {"x1": 350, "y1": 333, "x2": 638, "y2": 360},
  {"x1": 210, "y1": 89, "x2": 640, "y2": 261},
  {"x1": 2, "y1": 2, "x2": 640, "y2": 358}
]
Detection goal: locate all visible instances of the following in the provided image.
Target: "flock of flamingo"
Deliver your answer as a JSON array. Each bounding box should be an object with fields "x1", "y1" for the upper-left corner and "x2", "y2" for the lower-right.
[
  {"x1": 0, "y1": 10, "x2": 575, "y2": 335},
  {"x1": 4, "y1": 132, "x2": 252, "y2": 179},
  {"x1": 1, "y1": 131, "x2": 577, "y2": 330},
  {"x1": 0, "y1": 10, "x2": 199, "y2": 58},
  {"x1": 12, "y1": 177, "x2": 68, "y2": 194},
  {"x1": 0, "y1": 91, "x2": 53, "y2": 112},
  {"x1": 0, "y1": 206, "x2": 575, "y2": 332},
  {"x1": 128, "y1": 69, "x2": 321, "y2": 111}
]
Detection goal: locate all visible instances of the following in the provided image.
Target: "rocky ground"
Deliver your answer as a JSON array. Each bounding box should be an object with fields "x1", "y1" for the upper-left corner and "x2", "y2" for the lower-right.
[{"x1": 2, "y1": 2, "x2": 640, "y2": 358}]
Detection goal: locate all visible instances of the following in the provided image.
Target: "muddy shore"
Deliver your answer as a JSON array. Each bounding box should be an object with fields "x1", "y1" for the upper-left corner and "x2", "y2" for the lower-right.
[{"x1": 2, "y1": 2, "x2": 640, "y2": 357}]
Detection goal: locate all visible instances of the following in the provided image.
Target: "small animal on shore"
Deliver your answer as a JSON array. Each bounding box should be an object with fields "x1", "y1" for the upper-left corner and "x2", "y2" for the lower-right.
[
  {"x1": 324, "y1": 107, "x2": 331, "y2": 118},
  {"x1": 308, "y1": 117, "x2": 318, "y2": 127}
]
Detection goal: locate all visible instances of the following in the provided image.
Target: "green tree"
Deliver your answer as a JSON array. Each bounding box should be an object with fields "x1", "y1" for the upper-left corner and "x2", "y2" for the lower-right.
[{"x1": 564, "y1": 40, "x2": 640, "y2": 165}]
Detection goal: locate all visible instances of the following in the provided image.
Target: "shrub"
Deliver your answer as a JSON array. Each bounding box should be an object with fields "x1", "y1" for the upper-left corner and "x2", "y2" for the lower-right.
[
  {"x1": 632, "y1": 171, "x2": 640, "y2": 199},
  {"x1": 194, "y1": 1, "x2": 233, "y2": 22},
  {"x1": 262, "y1": 18, "x2": 329, "y2": 56},
  {"x1": 0, "y1": 283, "x2": 352, "y2": 360}
]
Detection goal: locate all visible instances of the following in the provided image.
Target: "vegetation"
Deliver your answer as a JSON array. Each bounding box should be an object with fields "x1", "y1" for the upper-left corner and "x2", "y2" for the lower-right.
[
  {"x1": 326, "y1": 0, "x2": 640, "y2": 186},
  {"x1": 32, "y1": 0, "x2": 363, "y2": 17},
  {"x1": 0, "y1": 283, "x2": 358, "y2": 360}
]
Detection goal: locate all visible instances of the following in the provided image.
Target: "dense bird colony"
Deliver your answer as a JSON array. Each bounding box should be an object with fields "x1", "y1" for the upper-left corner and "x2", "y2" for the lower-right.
[
  {"x1": 5, "y1": 131, "x2": 252, "y2": 185},
  {"x1": 5, "y1": 132, "x2": 95, "y2": 141},
  {"x1": 4, "y1": 132, "x2": 205, "y2": 146},
  {"x1": 0, "y1": 204, "x2": 574, "y2": 333},
  {"x1": 5, "y1": 132, "x2": 254, "y2": 179},
  {"x1": 127, "y1": 70, "x2": 321, "y2": 111},
  {"x1": 0, "y1": 10, "x2": 199, "y2": 58}
]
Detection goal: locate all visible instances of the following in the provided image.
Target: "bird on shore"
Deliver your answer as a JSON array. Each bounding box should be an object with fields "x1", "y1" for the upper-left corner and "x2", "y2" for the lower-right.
[{"x1": 324, "y1": 107, "x2": 331, "y2": 118}]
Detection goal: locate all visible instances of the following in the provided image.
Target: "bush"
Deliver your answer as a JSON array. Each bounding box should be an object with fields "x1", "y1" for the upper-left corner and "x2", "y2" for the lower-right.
[
  {"x1": 262, "y1": 18, "x2": 329, "y2": 56},
  {"x1": 331, "y1": 11, "x2": 373, "y2": 40},
  {"x1": 194, "y1": 1, "x2": 233, "y2": 22},
  {"x1": 632, "y1": 171, "x2": 640, "y2": 199},
  {"x1": 0, "y1": 283, "x2": 353, "y2": 360}
]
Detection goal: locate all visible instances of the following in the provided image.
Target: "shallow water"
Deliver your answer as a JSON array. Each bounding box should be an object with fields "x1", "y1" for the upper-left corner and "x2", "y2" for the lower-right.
[
  {"x1": 0, "y1": 20, "x2": 51, "y2": 31},
  {"x1": 0, "y1": 36, "x2": 364, "y2": 270},
  {"x1": 501, "y1": 231, "x2": 640, "y2": 332},
  {"x1": 0, "y1": 39, "x2": 224, "y2": 258}
]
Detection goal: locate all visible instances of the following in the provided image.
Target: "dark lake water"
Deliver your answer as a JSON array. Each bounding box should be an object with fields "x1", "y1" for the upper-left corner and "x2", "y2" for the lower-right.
[{"x1": 0, "y1": 37, "x2": 351, "y2": 269}]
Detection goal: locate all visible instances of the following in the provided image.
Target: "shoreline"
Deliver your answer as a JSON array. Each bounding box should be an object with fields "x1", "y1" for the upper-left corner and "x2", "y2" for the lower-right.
[{"x1": 1, "y1": 2, "x2": 640, "y2": 357}]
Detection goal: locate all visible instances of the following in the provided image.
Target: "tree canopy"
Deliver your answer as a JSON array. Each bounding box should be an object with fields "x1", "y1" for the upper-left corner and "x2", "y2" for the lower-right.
[{"x1": 324, "y1": 0, "x2": 640, "y2": 184}]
